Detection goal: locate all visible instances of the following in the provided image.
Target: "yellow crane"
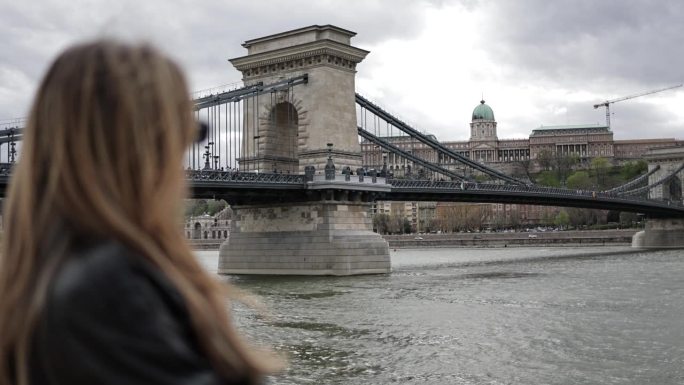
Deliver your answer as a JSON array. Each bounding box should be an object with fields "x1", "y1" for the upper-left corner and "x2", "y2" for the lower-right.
[{"x1": 593, "y1": 83, "x2": 682, "y2": 129}]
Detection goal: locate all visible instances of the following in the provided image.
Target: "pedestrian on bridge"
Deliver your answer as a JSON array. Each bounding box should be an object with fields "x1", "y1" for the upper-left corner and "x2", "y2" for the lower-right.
[{"x1": 0, "y1": 40, "x2": 280, "y2": 385}]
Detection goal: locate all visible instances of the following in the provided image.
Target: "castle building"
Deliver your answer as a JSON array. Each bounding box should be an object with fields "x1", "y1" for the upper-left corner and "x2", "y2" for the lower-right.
[
  {"x1": 361, "y1": 99, "x2": 682, "y2": 177},
  {"x1": 364, "y1": 99, "x2": 682, "y2": 230}
]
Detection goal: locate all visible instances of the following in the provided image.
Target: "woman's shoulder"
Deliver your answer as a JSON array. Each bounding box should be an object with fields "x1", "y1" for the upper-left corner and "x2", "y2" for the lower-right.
[
  {"x1": 51, "y1": 241, "x2": 161, "y2": 307},
  {"x1": 33, "y1": 240, "x2": 230, "y2": 385},
  {"x1": 54, "y1": 240, "x2": 135, "y2": 286},
  {"x1": 48, "y1": 239, "x2": 187, "y2": 324}
]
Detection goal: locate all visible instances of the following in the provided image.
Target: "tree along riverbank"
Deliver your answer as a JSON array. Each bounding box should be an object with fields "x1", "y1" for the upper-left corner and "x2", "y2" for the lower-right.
[{"x1": 384, "y1": 229, "x2": 638, "y2": 248}]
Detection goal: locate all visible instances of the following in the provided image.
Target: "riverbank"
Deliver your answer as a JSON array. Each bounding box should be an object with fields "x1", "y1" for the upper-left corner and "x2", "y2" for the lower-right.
[
  {"x1": 384, "y1": 229, "x2": 638, "y2": 248},
  {"x1": 191, "y1": 229, "x2": 640, "y2": 250},
  {"x1": 187, "y1": 239, "x2": 223, "y2": 250}
]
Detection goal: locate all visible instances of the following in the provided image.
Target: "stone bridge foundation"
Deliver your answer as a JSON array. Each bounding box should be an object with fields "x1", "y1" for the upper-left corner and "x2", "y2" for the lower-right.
[
  {"x1": 218, "y1": 199, "x2": 390, "y2": 275},
  {"x1": 632, "y1": 218, "x2": 684, "y2": 248}
]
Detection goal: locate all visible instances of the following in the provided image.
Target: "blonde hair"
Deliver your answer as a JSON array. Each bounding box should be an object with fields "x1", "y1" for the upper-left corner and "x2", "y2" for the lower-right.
[{"x1": 0, "y1": 40, "x2": 277, "y2": 384}]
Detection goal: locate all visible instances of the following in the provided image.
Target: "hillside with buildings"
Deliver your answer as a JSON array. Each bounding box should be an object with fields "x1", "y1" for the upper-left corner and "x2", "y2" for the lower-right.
[{"x1": 363, "y1": 99, "x2": 680, "y2": 233}]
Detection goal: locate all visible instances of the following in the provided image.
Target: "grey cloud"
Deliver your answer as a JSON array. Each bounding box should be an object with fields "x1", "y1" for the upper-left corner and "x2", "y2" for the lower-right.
[
  {"x1": 411, "y1": 97, "x2": 682, "y2": 142},
  {"x1": 504, "y1": 99, "x2": 682, "y2": 140},
  {"x1": 3, "y1": 0, "x2": 677, "y2": 143},
  {"x1": 0, "y1": 0, "x2": 441, "y2": 118},
  {"x1": 480, "y1": 0, "x2": 684, "y2": 90}
]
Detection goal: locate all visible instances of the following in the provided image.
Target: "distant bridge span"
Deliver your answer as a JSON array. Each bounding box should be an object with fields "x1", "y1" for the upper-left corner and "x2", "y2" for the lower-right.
[
  {"x1": 176, "y1": 171, "x2": 684, "y2": 219},
  {"x1": 1, "y1": 169, "x2": 679, "y2": 217},
  {"x1": 385, "y1": 180, "x2": 684, "y2": 218}
]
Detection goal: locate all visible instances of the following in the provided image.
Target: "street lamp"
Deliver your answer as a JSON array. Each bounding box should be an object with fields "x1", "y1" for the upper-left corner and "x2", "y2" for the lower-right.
[
  {"x1": 203, "y1": 142, "x2": 214, "y2": 170},
  {"x1": 9, "y1": 142, "x2": 16, "y2": 163}
]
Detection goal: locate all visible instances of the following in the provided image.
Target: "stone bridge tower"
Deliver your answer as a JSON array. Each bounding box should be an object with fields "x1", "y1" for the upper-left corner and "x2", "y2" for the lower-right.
[
  {"x1": 632, "y1": 146, "x2": 684, "y2": 247},
  {"x1": 219, "y1": 26, "x2": 390, "y2": 275},
  {"x1": 645, "y1": 147, "x2": 684, "y2": 204},
  {"x1": 230, "y1": 25, "x2": 368, "y2": 173}
]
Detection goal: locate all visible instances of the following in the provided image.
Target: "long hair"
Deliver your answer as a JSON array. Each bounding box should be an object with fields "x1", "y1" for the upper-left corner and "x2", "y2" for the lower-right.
[{"x1": 0, "y1": 40, "x2": 278, "y2": 384}]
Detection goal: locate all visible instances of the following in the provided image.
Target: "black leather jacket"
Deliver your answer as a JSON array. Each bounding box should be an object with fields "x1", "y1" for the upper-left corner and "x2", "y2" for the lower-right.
[{"x1": 29, "y1": 240, "x2": 249, "y2": 385}]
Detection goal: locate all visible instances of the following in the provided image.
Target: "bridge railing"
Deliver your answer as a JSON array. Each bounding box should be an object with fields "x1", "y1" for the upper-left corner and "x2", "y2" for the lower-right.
[
  {"x1": 388, "y1": 179, "x2": 675, "y2": 203},
  {"x1": 185, "y1": 169, "x2": 306, "y2": 184},
  {"x1": 0, "y1": 118, "x2": 25, "y2": 130}
]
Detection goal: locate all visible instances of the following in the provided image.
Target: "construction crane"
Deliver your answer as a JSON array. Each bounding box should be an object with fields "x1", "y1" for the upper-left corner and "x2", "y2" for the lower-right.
[{"x1": 593, "y1": 83, "x2": 683, "y2": 129}]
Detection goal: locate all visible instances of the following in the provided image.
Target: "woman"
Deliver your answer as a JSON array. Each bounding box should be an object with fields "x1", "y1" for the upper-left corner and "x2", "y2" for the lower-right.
[{"x1": 0, "y1": 40, "x2": 279, "y2": 384}]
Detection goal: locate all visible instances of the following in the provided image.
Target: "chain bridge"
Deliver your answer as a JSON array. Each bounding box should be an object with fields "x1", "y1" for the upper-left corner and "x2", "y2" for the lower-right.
[{"x1": 1, "y1": 25, "x2": 683, "y2": 274}]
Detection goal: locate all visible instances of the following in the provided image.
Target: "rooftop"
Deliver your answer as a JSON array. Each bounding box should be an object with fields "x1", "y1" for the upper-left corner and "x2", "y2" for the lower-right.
[
  {"x1": 614, "y1": 138, "x2": 678, "y2": 143},
  {"x1": 241, "y1": 25, "x2": 357, "y2": 54},
  {"x1": 533, "y1": 123, "x2": 608, "y2": 131},
  {"x1": 530, "y1": 123, "x2": 611, "y2": 137},
  {"x1": 472, "y1": 100, "x2": 495, "y2": 121}
]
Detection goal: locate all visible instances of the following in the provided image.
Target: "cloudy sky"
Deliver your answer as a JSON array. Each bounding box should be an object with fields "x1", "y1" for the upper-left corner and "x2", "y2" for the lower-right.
[{"x1": 1, "y1": 0, "x2": 683, "y2": 141}]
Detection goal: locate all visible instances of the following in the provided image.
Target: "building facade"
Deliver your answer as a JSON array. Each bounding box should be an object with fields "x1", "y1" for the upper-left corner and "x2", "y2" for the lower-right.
[{"x1": 184, "y1": 209, "x2": 231, "y2": 241}]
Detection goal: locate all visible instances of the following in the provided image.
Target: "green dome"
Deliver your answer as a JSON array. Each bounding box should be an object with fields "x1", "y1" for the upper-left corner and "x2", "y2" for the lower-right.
[{"x1": 472, "y1": 100, "x2": 495, "y2": 121}]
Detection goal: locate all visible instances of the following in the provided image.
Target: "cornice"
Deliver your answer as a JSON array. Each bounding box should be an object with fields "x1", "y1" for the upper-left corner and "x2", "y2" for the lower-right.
[
  {"x1": 241, "y1": 60, "x2": 356, "y2": 81},
  {"x1": 299, "y1": 149, "x2": 362, "y2": 158},
  {"x1": 230, "y1": 39, "x2": 369, "y2": 71},
  {"x1": 242, "y1": 25, "x2": 357, "y2": 48}
]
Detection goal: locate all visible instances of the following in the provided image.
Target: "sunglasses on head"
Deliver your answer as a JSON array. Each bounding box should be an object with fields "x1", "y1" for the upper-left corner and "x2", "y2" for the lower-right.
[{"x1": 195, "y1": 121, "x2": 208, "y2": 143}]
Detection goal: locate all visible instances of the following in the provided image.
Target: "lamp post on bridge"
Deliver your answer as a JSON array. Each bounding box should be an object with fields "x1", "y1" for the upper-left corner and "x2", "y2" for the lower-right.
[
  {"x1": 8, "y1": 128, "x2": 17, "y2": 163},
  {"x1": 10, "y1": 142, "x2": 16, "y2": 164},
  {"x1": 203, "y1": 142, "x2": 214, "y2": 170}
]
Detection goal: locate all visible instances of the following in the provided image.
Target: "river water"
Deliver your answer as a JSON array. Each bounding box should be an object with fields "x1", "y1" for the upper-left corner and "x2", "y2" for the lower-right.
[{"x1": 196, "y1": 247, "x2": 684, "y2": 385}]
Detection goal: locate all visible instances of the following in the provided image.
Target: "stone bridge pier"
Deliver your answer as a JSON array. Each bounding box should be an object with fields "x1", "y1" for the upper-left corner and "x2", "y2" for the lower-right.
[
  {"x1": 219, "y1": 181, "x2": 391, "y2": 275},
  {"x1": 632, "y1": 146, "x2": 684, "y2": 248},
  {"x1": 219, "y1": 25, "x2": 390, "y2": 275}
]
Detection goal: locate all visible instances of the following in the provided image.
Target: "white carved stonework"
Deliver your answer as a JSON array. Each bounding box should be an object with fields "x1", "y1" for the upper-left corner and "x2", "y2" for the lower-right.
[{"x1": 472, "y1": 143, "x2": 495, "y2": 150}]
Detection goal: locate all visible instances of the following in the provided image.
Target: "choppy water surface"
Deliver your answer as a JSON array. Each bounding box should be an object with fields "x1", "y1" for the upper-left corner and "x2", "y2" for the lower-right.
[{"x1": 196, "y1": 247, "x2": 684, "y2": 384}]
